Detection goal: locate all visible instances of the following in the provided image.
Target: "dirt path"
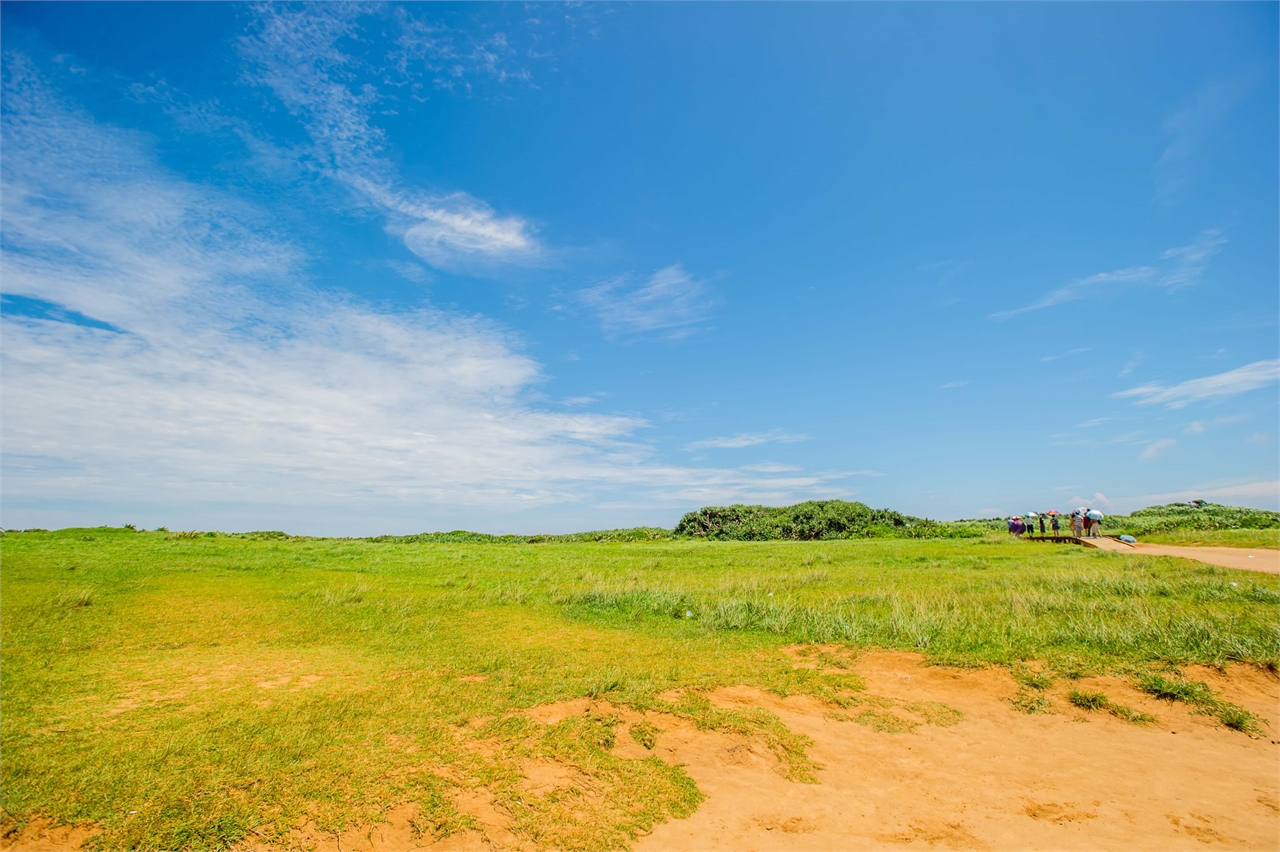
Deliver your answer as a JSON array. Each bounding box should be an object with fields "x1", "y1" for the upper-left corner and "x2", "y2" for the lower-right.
[{"x1": 1083, "y1": 537, "x2": 1280, "y2": 573}]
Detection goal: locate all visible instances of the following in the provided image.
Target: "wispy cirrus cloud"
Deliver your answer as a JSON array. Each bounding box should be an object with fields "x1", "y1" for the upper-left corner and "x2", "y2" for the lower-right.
[
  {"x1": 685, "y1": 430, "x2": 809, "y2": 451},
  {"x1": 1113, "y1": 360, "x2": 1280, "y2": 409},
  {"x1": 991, "y1": 267, "x2": 1155, "y2": 319},
  {"x1": 740, "y1": 462, "x2": 801, "y2": 473},
  {"x1": 1139, "y1": 438, "x2": 1176, "y2": 461},
  {"x1": 940, "y1": 381, "x2": 969, "y2": 389},
  {"x1": 1155, "y1": 80, "x2": 1245, "y2": 204},
  {"x1": 1160, "y1": 229, "x2": 1226, "y2": 289},
  {"x1": 992, "y1": 229, "x2": 1228, "y2": 320},
  {"x1": 576, "y1": 264, "x2": 718, "y2": 340},
  {"x1": 237, "y1": 5, "x2": 541, "y2": 272},
  {"x1": 1185, "y1": 414, "x2": 1247, "y2": 436},
  {"x1": 1040, "y1": 347, "x2": 1090, "y2": 362},
  {"x1": 1118, "y1": 352, "x2": 1144, "y2": 378}
]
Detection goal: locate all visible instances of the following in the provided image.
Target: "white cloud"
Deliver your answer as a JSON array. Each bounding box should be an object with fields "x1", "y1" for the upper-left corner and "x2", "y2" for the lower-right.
[
  {"x1": 576, "y1": 264, "x2": 717, "y2": 339},
  {"x1": 0, "y1": 57, "x2": 844, "y2": 533},
  {"x1": 1155, "y1": 80, "x2": 1244, "y2": 203},
  {"x1": 1076, "y1": 417, "x2": 1109, "y2": 428},
  {"x1": 1160, "y1": 229, "x2": 1226, "y2": 289},
  {"x1": 991, "y1": 267, "x2": 1155, "y2": 319},
  {"x1": 1118, "y1": 353, "x2": 1144, "y2": 378},
  {"x1": 1139, "y1": 438, "x2": 1176, "y2": 460},
  {"x1": 740, "y1": 462, "x2": 801, "y2": 473},
  {"x1": 993, "y1": 229, "x2": 1226, "y2": 320},
  {"x1": 1113, "y1": 360, "x2": 1280, "y2": 409},
  {"x1": 940, "y1": 381, "x2": 969, "y2": 389},
  {"x1": 1066, "y1": 492, "x2": 1113, "y2": 512},
  {"x1": 1040, "y1": 347, "x2": 1091, "y2": 362},
  {"x1": 1126, "y1": 481, "x2": 1279, "y2": 511},
  {"x1": 1184, "y1": 414, "x2": 1248, "y2": 436},
  {"x1": 388, "y1": 259, "x2": 432, "y2": 284},
  {"x1": 685, "y1": 430, "x2": 810, "y2": 451},
  {"x1": 238, "y1": 6, "x2": 540, "y2": 272}
]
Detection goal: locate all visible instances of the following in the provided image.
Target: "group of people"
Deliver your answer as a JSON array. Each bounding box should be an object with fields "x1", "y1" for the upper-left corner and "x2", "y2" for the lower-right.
[{"x1": 1007, "y1": 508, "x2": 1104, "y2": 538}]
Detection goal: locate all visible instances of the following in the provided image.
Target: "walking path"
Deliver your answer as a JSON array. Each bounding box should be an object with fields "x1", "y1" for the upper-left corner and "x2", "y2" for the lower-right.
[{"x1": 1081, "y1": 537, "x2": 1280, "y2": 574}]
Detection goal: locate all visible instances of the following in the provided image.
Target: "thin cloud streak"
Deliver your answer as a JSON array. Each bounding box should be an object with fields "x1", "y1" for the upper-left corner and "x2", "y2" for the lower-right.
[
  {"x1": 991, "y1": 267, "x2": 1155, "y2": 319},
  {"x1": 1040, "y1": 347, "x2": 1090, "y2": 362},
  {"x1": 576, "y1": 264, "x2": 718, "y2": 339},
  {"x1": 685, "y1": 430, "x2": 810, "y2": 451},
  {"x1": 1160, "y1": 229, "x2": 1226, "y2": 289},
  {"x1": 1113, "y1": 360, "x2": 1280, "y2": 409},
  {"x1": 1155, "y1": 80, "x2": 1244, "y2": 204},
  {"x1": 993, "y1": 229, "x2": 1227, "y2": 320},
  {"x1": 1139, "y1": 438, "x2": 1176, "y2": 460}
]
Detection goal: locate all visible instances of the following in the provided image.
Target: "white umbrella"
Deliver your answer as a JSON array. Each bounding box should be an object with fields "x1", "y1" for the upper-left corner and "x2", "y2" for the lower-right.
[
  {"x1": 1075, "y1": 507, "x2": 1089, "y2": 515},
  {"x1": 1086, "y1": 510, "x2": 1103, "y2": 520},
  {"x1": 1026, "y1": 512, "x2": 1038, "y2": 518}
]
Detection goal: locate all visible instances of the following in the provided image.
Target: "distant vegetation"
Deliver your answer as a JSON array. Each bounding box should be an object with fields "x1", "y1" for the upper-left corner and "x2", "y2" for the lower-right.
[
  {"x1": 673, "y1": 500, "x2": 1278, "y2": 543},
  {"x1": 1106, "y1": 502, "x2": 1279, "y2": 536},
  {"x1": 672, "y1": 500, "x2": 986, "y2": 541},
  {"x1": 7, "y1": 500, "x2": 1274, "y2": 545}
]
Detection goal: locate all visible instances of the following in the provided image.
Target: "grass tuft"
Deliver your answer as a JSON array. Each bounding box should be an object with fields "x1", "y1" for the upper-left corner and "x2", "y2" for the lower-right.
[
  {"x1": 1010, "y1": 688, "x2": 1052, "y2": 715},
  {"x1": 629, "y1": 720, "x2": 660, "y2": 750},
  {"x1": 1066, "y1": 688, "x2": 1157, "y2": 725},
  {"x1": 1136, "y1": 674, "x2": 1266, "y2": 734},
  {"x1": 51, "y1": 588, "x2": 95, "y2": 608},
  {"x1": 1066, "y1": 689, "x2": 1109, "y2": 711}
]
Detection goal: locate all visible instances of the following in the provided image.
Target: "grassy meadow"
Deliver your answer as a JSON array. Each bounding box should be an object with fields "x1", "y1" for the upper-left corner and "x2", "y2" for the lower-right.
[
  {"x1": 1137, "y1": 528, "x2": 1280, "y2": 548},
  {"x1": 3, "y1": 527, "x2": 1279, "y2": 850}
]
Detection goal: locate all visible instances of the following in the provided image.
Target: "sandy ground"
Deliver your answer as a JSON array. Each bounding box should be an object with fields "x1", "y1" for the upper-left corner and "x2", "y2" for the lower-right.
[
  {"x1": 1083, "y1": 537, "x2": 1280, "y2": 573},
  {"x1": 631, "y1": 654, "x2": 1280, "y2": 851},
  {"x1": 8, "y1": 654, "x2": 1278, "y2": 852}
]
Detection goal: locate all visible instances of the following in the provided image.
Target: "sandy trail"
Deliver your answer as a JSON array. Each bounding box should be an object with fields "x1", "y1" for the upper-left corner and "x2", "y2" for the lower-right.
[{"x1": 1083, "y1": 537, "x2": 1280, "y2": 573}]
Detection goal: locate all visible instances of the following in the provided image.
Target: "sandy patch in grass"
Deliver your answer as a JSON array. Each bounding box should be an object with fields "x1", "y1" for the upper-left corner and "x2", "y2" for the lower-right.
[
  {"x1": 1, "y1": 819, "x2": 99, "y2": 852},
  {"x1": 633, "y1": 652, "x2": 1279, "y2": 851}
]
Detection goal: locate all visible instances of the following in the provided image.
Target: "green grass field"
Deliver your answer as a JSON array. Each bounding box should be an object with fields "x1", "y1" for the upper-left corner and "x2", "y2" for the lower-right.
[
  {"x1": 1137, "y1": 528, "x2": 1280, "y2": 549},
  {"x1": 3, "y1": 528, "x2": 1278, "y2": 850}
]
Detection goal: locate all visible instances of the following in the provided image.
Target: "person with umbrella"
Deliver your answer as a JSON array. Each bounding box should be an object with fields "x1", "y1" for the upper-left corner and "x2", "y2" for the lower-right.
[
  {"x1": 1049, "y1": 511, "x2": 1060, "y2": 535},
  {"x1": 1038, "y1": 513, "x2": 1047, "y2": 536},
  {"x1": 1071, "y1": 510, "x2": 1085, "y2": 537},
  {"x1": 1025, "y1": 512, "x2": 1038, "y2": 538},
  {"x1": 1086, "y1": 509, "x2": 1104, "y2": 538}
]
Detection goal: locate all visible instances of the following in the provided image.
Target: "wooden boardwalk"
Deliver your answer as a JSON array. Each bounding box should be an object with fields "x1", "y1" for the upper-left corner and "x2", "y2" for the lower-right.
[{"x1": 1021, "y1": 535, "x2": 1084, "y2": 545}]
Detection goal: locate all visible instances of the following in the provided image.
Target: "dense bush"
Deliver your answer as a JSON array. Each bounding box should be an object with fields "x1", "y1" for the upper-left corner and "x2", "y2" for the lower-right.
[
  {"x1": 1108, "y1": 502, "x2": 1279, "y2": 536},
  {"x1": 672, "y1": 500, "x2": 985, "y2": 541}
]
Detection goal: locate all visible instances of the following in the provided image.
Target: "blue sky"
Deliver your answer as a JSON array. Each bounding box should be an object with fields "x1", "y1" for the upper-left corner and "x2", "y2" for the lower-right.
[{"x1": 2, "y1": 2, "x2": 1276, "y2": 535}]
